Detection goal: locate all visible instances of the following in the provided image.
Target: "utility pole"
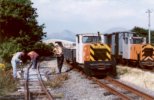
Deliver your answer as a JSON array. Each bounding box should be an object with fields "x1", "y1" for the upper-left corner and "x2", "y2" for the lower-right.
[{"x1": 146, "y1": 9, "x2": 152, "y2": 44}]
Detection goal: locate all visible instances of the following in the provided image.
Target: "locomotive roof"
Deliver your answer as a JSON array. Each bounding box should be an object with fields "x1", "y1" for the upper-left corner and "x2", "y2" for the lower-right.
[
  {"x1": 76, "y1": 33, "x2": 103, "y2": 36},
  {"x1": 104, "y1": 31, "x2": 136, "y2": 36}
]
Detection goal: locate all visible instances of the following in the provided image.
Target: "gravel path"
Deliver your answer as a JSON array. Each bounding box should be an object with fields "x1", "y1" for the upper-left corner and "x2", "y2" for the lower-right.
[{"x1": 40, "y1": 58, "x2": 116, "y2": 100}]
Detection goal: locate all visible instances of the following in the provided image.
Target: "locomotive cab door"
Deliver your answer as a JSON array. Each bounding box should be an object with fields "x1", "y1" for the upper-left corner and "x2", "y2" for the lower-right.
[
  {"x1": 122, "y1": 37, "x2": 131, "y2": 59},
  {"x1": 76, "y1": 34, "x2": 84, "y2": 64}
]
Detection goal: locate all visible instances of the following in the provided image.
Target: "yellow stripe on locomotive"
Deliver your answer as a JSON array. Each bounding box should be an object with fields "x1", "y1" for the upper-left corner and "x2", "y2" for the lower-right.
[
  {"x1": 83, "y1": 43, "x2": 111, "y2": 62},
  {"x1": 141, "y1": 44, "x2": 154, "y2": 60}
]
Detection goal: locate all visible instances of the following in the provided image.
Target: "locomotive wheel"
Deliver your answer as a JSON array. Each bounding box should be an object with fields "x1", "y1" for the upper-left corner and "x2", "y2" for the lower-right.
[
  {"x1": 139, "y1": 61, "x2": 145, "y2": 69},
  {"x1": 84, "y1": 66, "x2": 93, "y2": 77},
  {"x1": 137, "y1": 54, "x2": 145, "y2": 69}
]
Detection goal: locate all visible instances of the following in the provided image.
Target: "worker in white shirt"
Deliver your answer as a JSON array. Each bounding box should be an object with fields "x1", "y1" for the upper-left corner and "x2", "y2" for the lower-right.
[{"x1": 11, "y1": 51, "x2": 25, "y2": 79}]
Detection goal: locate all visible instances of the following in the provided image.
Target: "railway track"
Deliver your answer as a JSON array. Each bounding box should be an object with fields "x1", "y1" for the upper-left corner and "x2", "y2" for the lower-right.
[
  {"x1": 92, "y1": 76, "x2": 154, "y2": 100},
  {"x1": 66, "y1": 62, "x2": 154, "y2": 100},
  {"x1": 24, "y1": 63, "x2": 54, "y2": 100}
]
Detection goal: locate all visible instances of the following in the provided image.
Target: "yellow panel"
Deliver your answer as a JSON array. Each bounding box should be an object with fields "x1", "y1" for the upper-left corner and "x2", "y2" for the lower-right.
[
  {"x1": 141, "y1": 44, "x2": 154, "y2": 60},
  {"x1": 91, "y1": 43, "x2": 111, "y2": 61}
]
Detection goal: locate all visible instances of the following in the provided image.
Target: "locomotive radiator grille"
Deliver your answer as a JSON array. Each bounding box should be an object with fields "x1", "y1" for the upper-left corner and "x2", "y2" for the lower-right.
[
  {"x1": 89, "y1": 44, "x2": 111, "y2": 61},
  {"x1": 141, "y1": 44, "x2": 154, "y2": 61}
]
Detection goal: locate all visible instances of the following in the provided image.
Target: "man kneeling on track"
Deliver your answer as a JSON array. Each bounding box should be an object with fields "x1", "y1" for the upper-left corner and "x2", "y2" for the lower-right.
[
  {"x1": 27, "y1": 51, "x2": 39, "y2": 69},
  {"x1": 53, "y1": 43, "x2": 64, "y2": 74}
]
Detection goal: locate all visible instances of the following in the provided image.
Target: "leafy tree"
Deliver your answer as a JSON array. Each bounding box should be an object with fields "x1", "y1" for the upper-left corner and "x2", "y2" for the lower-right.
[
  {"x1": 0, "y1": 38, "x2": 22, "y2": 62},
  {"x1": 0, "y1": 0, "x2": 46, "y2": 44},
  {"x1": 131, "y1": 26, "x2": 148, "y2": 36},
  {"x1": 131, "y1": 26, "x2": 154, "y2": 43},
  {"x1": 0, "y1": 0, "x2": 49, "y2": 62}
]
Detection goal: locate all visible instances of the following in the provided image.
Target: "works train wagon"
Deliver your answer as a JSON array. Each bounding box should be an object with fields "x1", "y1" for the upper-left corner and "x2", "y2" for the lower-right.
[
  {"x1": 104, "y1": 31, "x2": 154, "y2": 68},
  {"x1": 63, "y1": 33, "x2": 117, "y2": 76}
]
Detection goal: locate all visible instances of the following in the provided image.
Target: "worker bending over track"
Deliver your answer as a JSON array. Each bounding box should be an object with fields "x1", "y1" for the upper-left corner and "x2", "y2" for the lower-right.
[
  {"x1": 11, "y1": 51, "x2": 25, "y2": 79},
  {"x1": 27, "y1": 51, "x2": 39, "y2": 69}
]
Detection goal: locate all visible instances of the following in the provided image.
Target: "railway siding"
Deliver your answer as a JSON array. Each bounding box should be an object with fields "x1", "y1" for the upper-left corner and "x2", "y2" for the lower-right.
[{"x1": 2, "y1": 57, "x2": 154, "y2": 100}]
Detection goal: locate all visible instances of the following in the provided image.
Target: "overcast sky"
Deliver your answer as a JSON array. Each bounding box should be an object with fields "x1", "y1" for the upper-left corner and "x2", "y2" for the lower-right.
[{"x1": 31, "y1": 0, "x2": 154, "y2": 36}]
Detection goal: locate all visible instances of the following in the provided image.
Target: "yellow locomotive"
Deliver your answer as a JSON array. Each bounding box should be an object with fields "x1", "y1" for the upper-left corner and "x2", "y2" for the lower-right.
[{"x1": 63, "y1": 33, "x2": 117, "y2": 76}]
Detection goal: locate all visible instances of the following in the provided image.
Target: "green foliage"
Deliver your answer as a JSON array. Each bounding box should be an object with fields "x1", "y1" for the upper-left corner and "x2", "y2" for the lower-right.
[
  {"x1": 0, "y1": 0, "x2": 46, "y2": 43},
  {"x1": 0, "y1": 0, "x2": 50, "y2": 63},
  {"x1": 131, "y1": 26, "x2": 148, "y2": 36},
  {"x1": 0, "y1": 39, "x2": 22, "y2": 62},
  {"x1": 131, "y1": 26, "x2": 154, "y2": 43},
  {"x1": 0, "y1": 39, "x2": 54, "y2": 64},
  {"x1": 33, "y1": 42, "x2": 54, "y2": 56}
]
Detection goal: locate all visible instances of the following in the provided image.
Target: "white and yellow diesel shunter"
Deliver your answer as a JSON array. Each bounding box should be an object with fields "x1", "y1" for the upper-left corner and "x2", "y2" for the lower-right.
[{"x1": 63, "y1": 33, "x2": 117, "y2": 76}]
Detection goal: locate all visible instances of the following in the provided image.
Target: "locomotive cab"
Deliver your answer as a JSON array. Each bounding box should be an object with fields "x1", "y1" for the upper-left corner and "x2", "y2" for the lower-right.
[{"x1": 123, "y1": 36, "x2": 146, "y2": 60}]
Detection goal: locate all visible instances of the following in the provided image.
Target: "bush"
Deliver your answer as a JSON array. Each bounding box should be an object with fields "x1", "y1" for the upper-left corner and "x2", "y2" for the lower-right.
[
  {"x1": 33, "y1": 42, "x2": 54, "y2": 57},
  {"x1": 0, "y1": 39, "x2": 22, "y2": 63}
]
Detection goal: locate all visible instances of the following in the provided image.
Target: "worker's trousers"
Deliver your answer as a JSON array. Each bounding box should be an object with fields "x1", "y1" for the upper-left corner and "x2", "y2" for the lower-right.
[
  {"x1": 57, "y1": 55, "x2": 64, "y2": 73},
  {"x1": 31, "y1": 58, "x2": 38, "y2": 69},
  {"x1": 11, "y1": 60, "x2": 19, "y2": 78}
]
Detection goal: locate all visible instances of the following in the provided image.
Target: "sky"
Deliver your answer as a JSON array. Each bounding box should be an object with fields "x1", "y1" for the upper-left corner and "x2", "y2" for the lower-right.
[{"x1": 31, "y1": 0, "x2": 154, "y2": 37}]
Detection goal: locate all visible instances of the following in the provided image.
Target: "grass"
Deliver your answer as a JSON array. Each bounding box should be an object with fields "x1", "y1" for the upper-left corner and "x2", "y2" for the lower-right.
[
  {"x1": 117, "y1": 66, "x2": 129, "y2": 75},
  {"x1": 51, "y1": 68, "x2": 56, "y2": 74},
  {"x1": 0, "y1": 70, "x2": 17, "y2": 96},
  {"x1": 46, "y1": 73, "x2": 69, "y2": 88}
]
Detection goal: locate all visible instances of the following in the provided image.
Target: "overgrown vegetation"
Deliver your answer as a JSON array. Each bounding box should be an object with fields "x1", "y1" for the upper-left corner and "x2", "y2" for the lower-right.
[
  {"x1": 33, "y1": 42, "x2": 54, "y2": 57},
  {"x1": 0, "y1": 39, "x2": 22, "y2": 63},
  {"x1": 46, "y1": 73, "x2": 69, "y2": 88},
  {"x1": 0, "y1": 70, "x2": 17, "y2": 96}
]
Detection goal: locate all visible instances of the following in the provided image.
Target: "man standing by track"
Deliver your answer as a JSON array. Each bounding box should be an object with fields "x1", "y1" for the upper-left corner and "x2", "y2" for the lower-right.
[{"x1": 53, "y1": 43, "x2": 64, "y2": 74}]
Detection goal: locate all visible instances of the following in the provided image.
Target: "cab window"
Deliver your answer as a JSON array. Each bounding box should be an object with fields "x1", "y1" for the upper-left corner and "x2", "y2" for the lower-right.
[
  {"x1": 131, "y1": 38, "x2": 143, "y2": 44},
  {"x1": 82, "y1": 36, "x2": 100, "y2": 43}
]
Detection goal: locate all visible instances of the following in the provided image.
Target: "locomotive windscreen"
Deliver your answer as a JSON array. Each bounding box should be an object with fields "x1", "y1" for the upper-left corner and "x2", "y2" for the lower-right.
[{"x1": 82, "y1": 36, "x2": 101, "y2": 43}]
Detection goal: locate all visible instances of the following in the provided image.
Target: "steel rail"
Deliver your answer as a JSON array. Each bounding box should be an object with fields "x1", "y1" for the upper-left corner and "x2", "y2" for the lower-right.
[
  {"x1": 92, "y1": 77, "x2": 131, "y2": 100},
  {"x1": 66, "y1": 62, "x2": 154, "y2": 99},
  {"x1": 66, "y1": 62, "x2": 131, "y2": 99},
  {"x1": 105, "y1": 76, "x2": 154, "y2": 100},
  {"x1": 25, "y1": 63, "x2": 33, "y2": 100},
  {"x1": 37, "y1": 63, "x2": 54, "y2": 100}
]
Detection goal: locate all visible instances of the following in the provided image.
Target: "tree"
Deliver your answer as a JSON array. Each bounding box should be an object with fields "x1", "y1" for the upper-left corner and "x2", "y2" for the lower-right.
[
  {"x1": 131, "y1": 26, "x2": 147, "y2": 36},
  {"x1": 0, "y1": 0, "x2": 46, "y2": 45},
  {"x1": 0, "y1": 0, "x2": 47, "y2": 62},
  {"x1": 131, "y1": 26, "x2": 154, "y2": 43}
]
